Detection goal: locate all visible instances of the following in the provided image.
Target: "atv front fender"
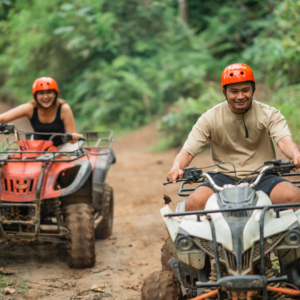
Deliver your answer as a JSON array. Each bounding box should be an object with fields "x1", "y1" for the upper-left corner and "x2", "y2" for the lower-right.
[
  {"x1": 42, "y1": 160, "x2": 92, "y2": 199},
  {"x1": 61, "y1": 161, "x2": 92, "y2": 197}
]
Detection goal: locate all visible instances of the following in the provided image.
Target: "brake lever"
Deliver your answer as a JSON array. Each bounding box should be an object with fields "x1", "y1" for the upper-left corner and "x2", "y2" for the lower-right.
[{"x1": 163, "y1": 178, "x2": 188, "y2": 185}]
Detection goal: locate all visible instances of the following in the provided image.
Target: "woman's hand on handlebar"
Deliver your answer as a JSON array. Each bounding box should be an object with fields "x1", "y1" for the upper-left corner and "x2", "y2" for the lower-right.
[
  {"x1": 167, "y1": 168, "x2": 184, "y2": 184},
  {"x1": 70, "y1": 133, "x2": 83, "y2": 144}
]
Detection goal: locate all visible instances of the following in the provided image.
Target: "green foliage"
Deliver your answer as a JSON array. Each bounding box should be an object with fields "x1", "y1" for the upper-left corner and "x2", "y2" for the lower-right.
[
  {"x1": 0, "y1": 0, "x2": 211, "y2": 129},
  {"x1": 268, "y1": 84, "x2": 300, "y2": 143},
  {"x1": 1, "y1": 0, "x2": 300, "y2": 146},
  {"x1": 157, "y1": 86, "x2": 223, "y2": 150},
  {"x1": 243, "y1": 0, "x2": 300, "y2": 87},
  {"x1": 191, "y1": 1, "x2": 277, "y2": 62}
]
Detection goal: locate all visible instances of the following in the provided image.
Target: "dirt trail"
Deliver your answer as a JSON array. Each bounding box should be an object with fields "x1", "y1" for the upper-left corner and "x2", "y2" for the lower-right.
[{"x1": 0, "y1": 110, "x2": 214, "y2": 300}]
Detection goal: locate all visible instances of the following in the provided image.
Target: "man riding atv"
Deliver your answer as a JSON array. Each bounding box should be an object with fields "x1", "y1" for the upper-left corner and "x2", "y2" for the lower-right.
[
  {"x1": 168, "y1": 63, "x2": 300, "y2": 210},
  {"x1": 0, "y1": 77, "x2": 82, "y2": 146}
]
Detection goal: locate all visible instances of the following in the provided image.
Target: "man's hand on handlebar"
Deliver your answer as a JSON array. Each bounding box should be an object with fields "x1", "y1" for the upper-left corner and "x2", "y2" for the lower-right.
[
  {"x1": 292, "y1": 155, "x2": 300, "y2": 172},
  {"x1": 167, "y1": 168, "x2": 184, "y2": 184}
]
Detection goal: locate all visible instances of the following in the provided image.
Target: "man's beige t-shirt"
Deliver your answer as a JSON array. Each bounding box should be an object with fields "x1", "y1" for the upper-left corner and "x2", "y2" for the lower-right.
[{"x1": 182, "y1": 100, "x2": 291, "y2": 180}]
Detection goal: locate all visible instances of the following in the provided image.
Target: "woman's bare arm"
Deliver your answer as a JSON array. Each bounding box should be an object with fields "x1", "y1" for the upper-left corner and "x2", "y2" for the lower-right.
[
  {"x1": 61, "y1": 103, "x2": 82, "y2": 143},
  {"x1": 0, "y1": 103, "x2": 33, "y2": 123}
]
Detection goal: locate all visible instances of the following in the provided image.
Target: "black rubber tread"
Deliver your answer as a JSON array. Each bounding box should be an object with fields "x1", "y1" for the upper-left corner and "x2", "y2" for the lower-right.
[
  {"x1": 65, "y1": 203, "x2": 95, "y2": 268},
  {"x1": 95, "y1": 184, "x2": 114, "y2": 239},
  {"x1": 141, "y1": 271, "x2": 182, "y2": 300},
  {"x1": 161, "y1": 239, "x2": 174, "y2": 271}
]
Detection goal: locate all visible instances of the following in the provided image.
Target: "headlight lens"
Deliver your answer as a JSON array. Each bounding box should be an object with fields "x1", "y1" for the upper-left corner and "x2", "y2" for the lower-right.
[
  {"x1": 177, "y1": 237, "x2": 194, "y2": 251},
  {"x1": 285, "y1": 230, "x2": 300, "y2": 246}
]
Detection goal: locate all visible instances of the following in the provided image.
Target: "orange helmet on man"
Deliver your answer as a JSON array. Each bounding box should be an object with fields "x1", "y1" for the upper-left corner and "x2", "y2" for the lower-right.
[
  {"x1": 32, "y1": 77, "x2": 59, "y2": 98},
  {"x1": 222, "y1": 63, "x2": 255, "y2": 91}
]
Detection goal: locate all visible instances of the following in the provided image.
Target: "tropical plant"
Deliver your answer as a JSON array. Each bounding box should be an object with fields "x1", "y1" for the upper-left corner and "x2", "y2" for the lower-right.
[{"x1": 157, "y1": 86, "x2": 223, "y2": 149}]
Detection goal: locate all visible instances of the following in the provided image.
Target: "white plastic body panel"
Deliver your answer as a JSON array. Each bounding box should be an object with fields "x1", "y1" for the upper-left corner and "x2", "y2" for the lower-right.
[
  {"x1": 243, "y1": 191, "x2": 297, "y2": 251},
  {"x1": 161, "y1": 189, "x2": 300, "y2": 262},
  {"x1": 161, "y1": 194, "x2": 234, "y2": 251}
]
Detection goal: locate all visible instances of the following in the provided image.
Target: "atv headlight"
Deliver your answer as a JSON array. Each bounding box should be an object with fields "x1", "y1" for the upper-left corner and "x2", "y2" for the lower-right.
[
  {"x1": 285, "y1": 230, "x2": 300, "y2": 246},
  {"x1": 177, "y1": 236, "x2": 194, "y2": 251}
]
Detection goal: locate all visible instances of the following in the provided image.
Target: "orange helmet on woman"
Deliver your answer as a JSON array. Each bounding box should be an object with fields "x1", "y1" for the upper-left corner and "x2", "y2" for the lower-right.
[
  {"x1": 32, "y1": 77, "x2": 59, "y2": 98},
  {"x1": 221, "y1": 63, "x2": 255, "y2": 87}
]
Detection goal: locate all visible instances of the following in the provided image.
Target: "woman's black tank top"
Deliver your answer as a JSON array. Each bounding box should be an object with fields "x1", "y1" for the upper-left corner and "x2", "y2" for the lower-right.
[{"x1": 29, "y1": 104, "x2": 65, "y2": 147}]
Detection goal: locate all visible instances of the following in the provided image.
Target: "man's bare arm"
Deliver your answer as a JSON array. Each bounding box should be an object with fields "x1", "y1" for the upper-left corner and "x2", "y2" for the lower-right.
[
  {"x1": 167, "y1": 149, "x2": 194, "y2": 183},
  {"x1": 277, "y1": 136, "x2": 300, "y2": 168}
]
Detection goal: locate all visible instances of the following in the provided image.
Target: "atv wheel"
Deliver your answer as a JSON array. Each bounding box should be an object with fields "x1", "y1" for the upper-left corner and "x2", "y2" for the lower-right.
[
  {"x1": 95, "y1": 185, "x2": 114, "y2": 239},
  {"x1": 161, "y1": 239, "x2": 173, "y2": 271},
  {"x1": 141, "y1": 271, "x2": 182, "y2": 300},
  {"x1": 65, "y1": 203, "x2": 95, "y2": 268}
]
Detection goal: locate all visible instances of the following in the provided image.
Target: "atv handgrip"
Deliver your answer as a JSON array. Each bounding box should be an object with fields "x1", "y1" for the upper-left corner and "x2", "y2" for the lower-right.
[
  {"x1": 0, "y1": 123, "x2": 15, "y2": 134},
  {"x1": 63, "y1": 133, "x2": 86, "y2": 143}
]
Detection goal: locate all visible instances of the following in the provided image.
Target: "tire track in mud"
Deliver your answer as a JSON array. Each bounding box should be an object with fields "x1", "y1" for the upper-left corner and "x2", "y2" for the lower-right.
[{"x1": 0, "y1": 115, "x2": 214, "y2": 300}]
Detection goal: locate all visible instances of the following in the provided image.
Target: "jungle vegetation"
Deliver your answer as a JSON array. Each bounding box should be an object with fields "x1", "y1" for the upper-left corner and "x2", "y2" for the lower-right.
[{"x1": 0, "y1": 0, "x2": 299, "y2": 145}]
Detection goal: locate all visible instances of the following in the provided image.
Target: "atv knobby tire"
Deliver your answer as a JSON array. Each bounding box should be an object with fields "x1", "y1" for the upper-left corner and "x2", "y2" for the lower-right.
[
  {"x1": 161, "y1": 239, "x2": 174, "y2": 271},
  {"x1": 141, "y1": 271, "x2": 182, "y2": 300},
  {"x1": 65, "y1": 203, "x2": 95, "y2": 268},
  {"x1": 95, "y1": 185, "x2": 113, "y2": 239}
]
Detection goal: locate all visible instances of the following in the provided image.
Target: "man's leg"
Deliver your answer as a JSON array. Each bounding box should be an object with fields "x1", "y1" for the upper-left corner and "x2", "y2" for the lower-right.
[
  {"x1": 270, "y1": 181, "x2": 300, "y2": 204},
  {"x1": 185, "y1": 186, "x2": 214, "y2": 211}
]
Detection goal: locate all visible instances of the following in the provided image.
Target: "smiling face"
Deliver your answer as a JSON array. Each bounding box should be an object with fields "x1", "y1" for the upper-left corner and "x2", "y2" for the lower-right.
[
  {"x1": 224, "y1": 81, "x2": 254, "y2": 114},
  {"x1": 35, "y1": 90, "x2": 57, "y2": 109}
]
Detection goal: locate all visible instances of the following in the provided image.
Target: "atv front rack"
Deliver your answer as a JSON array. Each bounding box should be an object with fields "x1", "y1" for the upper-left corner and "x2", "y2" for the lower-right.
[
  {"x1": 80, "y1": 130, "x2": 114, "y2": 148},
  {"x1": 0, "y1": 130, "x2": 115, "y2": 162},
  {"x1": 0, "y1": 149, "x2": 86, "y2": 162},
  {"x1": 165, "y1": 202, "x2": 300, "y2": 300}
]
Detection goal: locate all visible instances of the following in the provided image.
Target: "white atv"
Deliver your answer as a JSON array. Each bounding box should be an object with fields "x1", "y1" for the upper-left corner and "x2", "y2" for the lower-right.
[{"x1": 141, "y1": 160, "x2": 300, "y2": 300}]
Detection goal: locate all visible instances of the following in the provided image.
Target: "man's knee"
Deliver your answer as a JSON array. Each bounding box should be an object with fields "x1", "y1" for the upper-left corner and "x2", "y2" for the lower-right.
[
  {"x1": 185, "y1": 186, "x2": 214, "y2": 211},
  {"x1": 284, "y1": 188, "x2": 300, "y2": 203},
  {"x1": 270, "y1": 182, "x2": 300, "y2": 204}
]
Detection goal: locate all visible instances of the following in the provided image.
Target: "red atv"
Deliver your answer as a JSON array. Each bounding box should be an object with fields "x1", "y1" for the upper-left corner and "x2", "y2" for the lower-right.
[{"x1": 0, "y1": 124, "x2": 115, "y2": 268}]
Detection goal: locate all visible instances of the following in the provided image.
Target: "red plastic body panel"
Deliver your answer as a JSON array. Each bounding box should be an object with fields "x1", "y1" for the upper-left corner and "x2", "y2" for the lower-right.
[{"x1": 0, "y1": 141, "x2": 101, "y2": 202}]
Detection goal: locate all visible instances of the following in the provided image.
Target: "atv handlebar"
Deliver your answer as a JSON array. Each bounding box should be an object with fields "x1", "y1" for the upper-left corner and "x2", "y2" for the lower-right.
[
  {"x1": 164, "y1": 160, "x2": 295, "y2": 191},
  {"x1": 0, "y1": 124, "x2": 86, "y2": 143}
]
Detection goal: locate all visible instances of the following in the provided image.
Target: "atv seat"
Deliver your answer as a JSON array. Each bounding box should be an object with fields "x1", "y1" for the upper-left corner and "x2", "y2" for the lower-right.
[{"x1": 58, "y1": 141, "x2": 84, "y2": 152}]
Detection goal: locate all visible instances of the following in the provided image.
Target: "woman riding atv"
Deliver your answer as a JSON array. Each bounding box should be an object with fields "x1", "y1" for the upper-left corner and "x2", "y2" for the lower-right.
[{"x1": 0, "y1": 77, "x2": 82, "y2": 147}]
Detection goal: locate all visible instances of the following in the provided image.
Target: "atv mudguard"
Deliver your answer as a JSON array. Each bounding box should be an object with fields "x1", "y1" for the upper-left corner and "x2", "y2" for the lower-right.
[
  {"x1": 92, "y1": 149, "x2": 116, "y2": 213},
  {"x1": 60, "y1": 160, "x2": 92, "y2": 197}
]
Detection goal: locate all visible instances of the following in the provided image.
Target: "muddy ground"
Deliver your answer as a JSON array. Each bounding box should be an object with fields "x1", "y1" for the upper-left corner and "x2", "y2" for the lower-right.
[{"x1": 0, "y1": 98, "x2": 288, "y2": 300}]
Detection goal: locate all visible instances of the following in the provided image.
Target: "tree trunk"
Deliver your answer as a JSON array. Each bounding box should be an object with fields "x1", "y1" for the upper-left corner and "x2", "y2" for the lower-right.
[{"x1": 178, "y1": 0, "x2": 188, "y2": 26}]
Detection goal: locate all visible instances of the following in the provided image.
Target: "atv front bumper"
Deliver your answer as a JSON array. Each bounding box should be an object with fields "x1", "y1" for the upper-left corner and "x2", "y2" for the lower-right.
[{"x1": 0, "y1": 202, "x2": 67, "y2": 243}]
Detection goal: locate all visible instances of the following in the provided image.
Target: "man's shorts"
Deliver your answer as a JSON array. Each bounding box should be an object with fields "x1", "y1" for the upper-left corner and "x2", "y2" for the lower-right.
[{"x1": 200, "y1": 172, "x2": 287, "y2": 196}]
